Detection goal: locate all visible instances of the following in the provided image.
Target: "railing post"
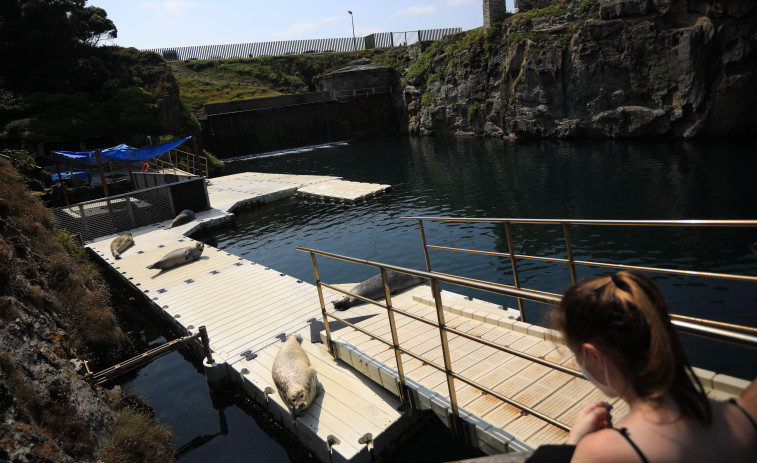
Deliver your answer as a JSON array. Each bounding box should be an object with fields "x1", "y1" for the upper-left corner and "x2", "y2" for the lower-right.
[
  {"x1": 310, "y1": 252, "x2": 334, "y2": 355},
  {"x1": 504, "y1": 221, "x2": 526, "y2": 322},
  {"x1": 562, "y1": 223, "x2": 577, "y2": 285},
  {"x1": 430, "y1": 277, "x2": 461, "y2": 434},
  {"x1": 381, "y1": 268, "x2": 410, "y2": 404},
  {"x1": 418, "y1": 220, "x2": 432, "y2": 272},
  {"x1": 198, "y1": 325, "x2": 214, "y2": 364}
]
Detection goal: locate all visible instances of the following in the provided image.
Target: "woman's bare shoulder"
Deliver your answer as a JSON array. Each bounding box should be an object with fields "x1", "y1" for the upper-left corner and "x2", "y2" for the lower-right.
[{"x1": 571, "y1": 428, "x2": 640, "y2": 463}]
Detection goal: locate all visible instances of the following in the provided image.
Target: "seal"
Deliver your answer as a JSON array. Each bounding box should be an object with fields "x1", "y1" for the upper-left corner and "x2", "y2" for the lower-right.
[
  {"x1": 146, "y1": 242, "x2": 204, "y2": 270},
  {"x1": 332, "y1": 269, "x2": 425, "y2": 310},
  {"x1": 271, "y1": 334, "x2": 318, "y2": 417},
  {"x1": 168, "y1": 209, "x2": 195, "y2": 229},
  {"x1": 110, "y1": 233, "x2": 133, "y2": 259}
]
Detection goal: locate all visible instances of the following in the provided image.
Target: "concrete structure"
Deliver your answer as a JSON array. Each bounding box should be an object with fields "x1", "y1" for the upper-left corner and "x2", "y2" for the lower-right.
[
  {"x1": 513, "y1": 0, "x2": 552, "y2": 13},
  {"x1": 484, "y1": 0, "x2": 509, "y2": 27},
  {"x1": 317, "y1": 59, "x2": 396, "y2": 95}
]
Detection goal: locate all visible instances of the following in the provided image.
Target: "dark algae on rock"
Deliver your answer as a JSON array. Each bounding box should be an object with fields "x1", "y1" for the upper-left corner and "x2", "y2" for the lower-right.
[{"x1": 403, "y1": 0, "x2": 757, "y2": 138}]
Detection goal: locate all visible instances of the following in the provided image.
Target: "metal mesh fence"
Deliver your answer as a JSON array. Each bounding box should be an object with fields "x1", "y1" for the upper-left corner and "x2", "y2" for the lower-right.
[{"x1": 52, "y1": 178, "x2": 207, "y2": 241}]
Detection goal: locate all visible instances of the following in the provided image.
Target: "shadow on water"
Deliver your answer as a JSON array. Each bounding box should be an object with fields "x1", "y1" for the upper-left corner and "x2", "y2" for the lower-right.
[{"x1": 112, "y1": 136, "x2": 756, "y2": 461}]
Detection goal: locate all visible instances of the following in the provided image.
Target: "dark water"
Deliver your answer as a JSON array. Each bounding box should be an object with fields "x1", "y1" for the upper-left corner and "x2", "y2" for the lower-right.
[{"x1": 117, "y1": 136, "x2": 757, "y2": 462}]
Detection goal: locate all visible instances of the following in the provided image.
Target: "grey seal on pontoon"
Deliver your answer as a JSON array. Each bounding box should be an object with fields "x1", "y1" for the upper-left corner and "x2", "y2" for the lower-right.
[
  {"x1": 168, "y1": 209, "x2": 195, "y2": 229},
  {"x1": 271, "y1": 334, "x2": 318, "y2": 417},
  {"x1": 332, "y1": 269, "x2": 425, "y2": 310},
  {"x1": 146, "y1": 242, "x2": 204, "y2": 270},
  {"x1": 110, "y1": 233, "x2": 133, "y2": 259}
]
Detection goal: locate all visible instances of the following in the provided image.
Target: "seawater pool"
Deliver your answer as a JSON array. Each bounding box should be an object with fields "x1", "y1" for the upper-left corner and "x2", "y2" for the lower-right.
[{"x1": 115, "y1": 136, "x2": 757, "y2": 462}]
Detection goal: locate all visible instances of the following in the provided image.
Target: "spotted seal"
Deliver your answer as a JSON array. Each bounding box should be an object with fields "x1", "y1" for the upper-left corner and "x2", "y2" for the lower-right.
[
  {"x1": 147, "y1": 242, "x2": 204, "y2": 270},
  {"x1": 168, "y1": 209, "x2": 195, "y2": 229},
  {"x1": 271, "y1": 334, "x2": 318, "y2": 417},
  {"x1": 110, "y1": 233, "x2": 133, "y2": 259},
  {"x1": 332, "y1": 269, "x2": 425, "y2": 310}
]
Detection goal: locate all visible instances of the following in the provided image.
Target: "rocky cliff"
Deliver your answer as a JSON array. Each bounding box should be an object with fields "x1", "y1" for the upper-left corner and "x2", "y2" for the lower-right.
[
  {"x1": 0, "y1": 158, "x2": 173, "y2": 462},
  {"x1": 403, "y1": 0, "x2": 757, "y2": 138}
]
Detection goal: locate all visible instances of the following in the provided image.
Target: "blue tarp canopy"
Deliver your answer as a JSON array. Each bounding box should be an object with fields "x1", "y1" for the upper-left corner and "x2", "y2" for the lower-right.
[{"x1": 53, "y1": 136, "x2": 192, "y2": 166}]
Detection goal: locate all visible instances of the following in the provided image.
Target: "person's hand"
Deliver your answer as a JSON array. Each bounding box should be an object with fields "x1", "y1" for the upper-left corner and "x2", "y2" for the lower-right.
[{"x1": 565, "y1": 401, "x2": 613, "y2": 445}]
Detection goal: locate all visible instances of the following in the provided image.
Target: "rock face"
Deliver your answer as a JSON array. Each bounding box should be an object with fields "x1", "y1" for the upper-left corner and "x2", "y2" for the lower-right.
[{"x1": 403, "y1": 0, "x2": 757, "y2": 138}]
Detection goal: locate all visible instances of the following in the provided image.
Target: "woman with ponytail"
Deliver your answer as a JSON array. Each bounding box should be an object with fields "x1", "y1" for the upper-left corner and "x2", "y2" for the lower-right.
[{"x1": 551, "y1": 270, "x2": 756, "y2": 463}]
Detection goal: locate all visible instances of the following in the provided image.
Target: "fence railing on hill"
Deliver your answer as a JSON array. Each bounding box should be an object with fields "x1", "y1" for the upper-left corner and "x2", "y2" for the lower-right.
[{"x1": 144, "y1": 27, "x2": 462, "y2": 61}]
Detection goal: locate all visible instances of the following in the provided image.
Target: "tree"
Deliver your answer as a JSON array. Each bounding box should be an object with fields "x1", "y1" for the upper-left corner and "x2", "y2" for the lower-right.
[{"x1": 0, "y1": 0, "x2": 117, "y2": 91}]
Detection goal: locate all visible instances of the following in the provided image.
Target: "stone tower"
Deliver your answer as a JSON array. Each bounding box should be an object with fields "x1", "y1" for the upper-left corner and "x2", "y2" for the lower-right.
[
  {"x1": 514, "y1": 0, "x2": 552, "y2": 12},
  {"x1": 483, "y1": 0, "x2": 508, "y2": 27}
]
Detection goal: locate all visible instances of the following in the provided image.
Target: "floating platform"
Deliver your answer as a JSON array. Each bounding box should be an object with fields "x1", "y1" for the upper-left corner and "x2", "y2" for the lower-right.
[
  {"x1": 317, "y1": 285, "x2": 750, "y2": 455},
  {"x1": 87, "y1": 228, "x2": 410, "y2": 463},
  {"x1": 206, "y1": 172, "x2": 391, "y2": 211}
]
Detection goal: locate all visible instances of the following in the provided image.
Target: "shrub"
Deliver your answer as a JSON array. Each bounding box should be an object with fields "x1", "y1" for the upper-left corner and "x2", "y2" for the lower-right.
[
  {"x1": 467, "y1": 101, "x2": 481, "y2": 122},
  {"x1": 98, "y1": 408, "x2": 174, "y2": 463}
]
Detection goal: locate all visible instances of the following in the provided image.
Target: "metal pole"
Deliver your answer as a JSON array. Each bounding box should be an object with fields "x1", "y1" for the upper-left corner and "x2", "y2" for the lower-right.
[
  {"x1": 563, "y1": 223, "x2": 577, "y2": 285},
  {"x1": 418, "y1": 220, "x2": 432, "y2": 272},
  {"x1": 430, "y1": 277, "x2": 460, "y2": 432},
  {"x1": 504, "y1": 222, "x2": 525, "y2": 322},
  {"x1": 348, "y1": 11, "x2": 356, "y2": 51},
  {"x1": 310, "y1": 252, "x2": 334, "y2": 354},
  {"x1": 381, "y1": 268, "x2": 409, "y2": 403}
]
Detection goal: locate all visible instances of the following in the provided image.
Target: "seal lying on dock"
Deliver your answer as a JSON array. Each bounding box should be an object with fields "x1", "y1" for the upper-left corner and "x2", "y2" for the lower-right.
[
  {"x1": 168, "y1": 209, "x2": 195, "y2": 229},
  {"x1": 110, "y1": 233, "x2": 133, "y2": 259},
  {"x1": 271, "y1": 334, "x2": 318, "y2": 417},
  {"x1": 146, "y1": 242, "x2": 204, "y2": 270},
  {"x1": 332, "y1": 269, "x2": 425, "y2": 310}
]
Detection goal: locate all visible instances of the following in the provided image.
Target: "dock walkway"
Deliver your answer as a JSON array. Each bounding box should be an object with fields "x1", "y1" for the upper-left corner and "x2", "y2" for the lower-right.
[
  {"x1": 316, "y1": 286, "x2": 749, "y2": 454},
  {"x1": 83, "y1": 172, "x2": 751, "y2": 461}
]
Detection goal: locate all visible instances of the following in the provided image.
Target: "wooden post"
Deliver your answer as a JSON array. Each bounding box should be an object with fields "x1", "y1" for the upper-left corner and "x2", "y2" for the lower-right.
[
  {"x1": 53, "y1": 155, "x2": 70, "y2": 206},
  {"x1": 94, "y1": 150, "x2": 109, "y2": 197},
  {"x1": 126, "y1": 162, "x2": 136, "y2": 190}
]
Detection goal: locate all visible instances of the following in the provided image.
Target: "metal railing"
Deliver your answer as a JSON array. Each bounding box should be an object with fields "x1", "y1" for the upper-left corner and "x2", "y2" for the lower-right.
[
  {"x1": 149, "y1": 149, "x2": 209, "y2": 179},
  {"x1": 143, "y1": 28, "x2": 462, "y2": 61},
  {"x1": 402, "y1": 217, "x2": 757, "y2": 333},
  {"x1": 296, "y1": 217, "x2": 757, "y2": 435}
]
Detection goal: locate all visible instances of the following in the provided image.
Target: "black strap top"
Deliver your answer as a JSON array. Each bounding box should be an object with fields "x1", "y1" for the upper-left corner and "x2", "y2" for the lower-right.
[
  {"x1": 614, "y1": 399, "x2": 757, "y2": 463},
  {"x1": 729, "y1": 397, "x2": 757, "y2": 434},
  {"x1": 614, "y1": 427, "x2": 650, "y2": 463}
]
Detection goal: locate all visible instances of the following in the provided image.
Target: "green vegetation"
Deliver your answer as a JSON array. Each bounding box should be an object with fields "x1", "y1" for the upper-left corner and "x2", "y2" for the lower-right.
[
  {"x1": 421, "y1": 90, "x2": 437, "y2": 107},
  {"x1": 173, "y1": 48, "x2": 411, "y2": 114},
  {"x1": 579, "y1": 0, "x2": 598, "y2": 13},
  {"x1": 467, "y1": 101, "x2": 481, "y2": 122},
  {"x1": 99, "y1": 408, "x2": 174, "y2": 463}
]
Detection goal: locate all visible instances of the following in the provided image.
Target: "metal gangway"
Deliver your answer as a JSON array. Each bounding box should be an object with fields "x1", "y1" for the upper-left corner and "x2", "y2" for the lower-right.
[{"x1": 297, "y1": 218, "x2": 757, "y2": 454}]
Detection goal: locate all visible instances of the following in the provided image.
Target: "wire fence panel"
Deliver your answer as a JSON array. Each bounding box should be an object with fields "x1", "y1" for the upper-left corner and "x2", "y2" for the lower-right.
[{"x1": 52, "y1": 178, "x2": 208, "y2": 241}]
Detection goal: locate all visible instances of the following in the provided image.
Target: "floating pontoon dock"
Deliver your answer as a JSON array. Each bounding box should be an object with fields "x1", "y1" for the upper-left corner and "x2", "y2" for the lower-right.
[{"x1": 76, "y1": 176, "x2": 755, "y2": 463}]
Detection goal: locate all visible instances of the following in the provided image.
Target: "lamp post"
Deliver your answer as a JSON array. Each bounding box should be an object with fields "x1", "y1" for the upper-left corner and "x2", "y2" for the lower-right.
[{"x1": 348, "y1": 10, "x2": 356, "y2": 51}]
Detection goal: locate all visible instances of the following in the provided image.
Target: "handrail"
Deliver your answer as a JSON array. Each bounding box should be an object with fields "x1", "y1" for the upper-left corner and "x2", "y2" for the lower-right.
[
  {"x1": 295, "y1": 217, "x2": 757, "y2": 436},
  {"x1": 401, "y1": 216, "x2": 757, "y2": 321},
  {"x1": 148, "y1": 148, "x2": 209, "y2": 178}
]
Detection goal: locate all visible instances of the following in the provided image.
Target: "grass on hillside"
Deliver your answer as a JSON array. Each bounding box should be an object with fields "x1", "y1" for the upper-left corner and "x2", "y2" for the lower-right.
[{"x1": 171, "y1": 48, "x2": 411, "y2": 114}]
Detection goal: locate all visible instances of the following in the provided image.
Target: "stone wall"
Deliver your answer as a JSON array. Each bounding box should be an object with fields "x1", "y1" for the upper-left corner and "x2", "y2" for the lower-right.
[{"x1": 483, "y1": 0, "x2": 509, "y2": 27}]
